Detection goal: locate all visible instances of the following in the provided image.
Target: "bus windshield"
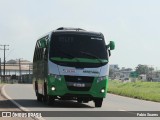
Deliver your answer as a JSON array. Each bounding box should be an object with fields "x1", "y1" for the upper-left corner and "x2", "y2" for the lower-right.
[{"x1": 49, "y1": 33, "x2": 108, "y2": 68}]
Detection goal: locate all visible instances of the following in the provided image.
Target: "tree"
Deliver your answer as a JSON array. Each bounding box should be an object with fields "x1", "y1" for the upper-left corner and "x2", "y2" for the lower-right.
[
  {"x1": 109, "y1": 69, "x2": 114, "y2": 78},
  {"x1": 135, "y1": 64, "x2": 154, "y2": 75}
]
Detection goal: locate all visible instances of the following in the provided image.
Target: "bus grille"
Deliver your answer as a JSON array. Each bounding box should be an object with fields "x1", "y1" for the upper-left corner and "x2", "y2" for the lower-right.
[{"x1": 64, "y1": 76, "x2": 94, "y2": 91}]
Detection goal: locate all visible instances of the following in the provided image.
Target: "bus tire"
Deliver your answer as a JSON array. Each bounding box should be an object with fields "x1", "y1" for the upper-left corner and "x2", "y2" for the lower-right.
[
  {"x1": 43, "y1": 94, "x2": 54, "y2": 105},
  {"x1": 94, "y1": 98, "x2": 103, "y2": 107},
  {"x1": 35, "y1": 81, "x2": 42, "y2": 102},
  {"x1": 35, "y1": 81, "x2": 38, "y2": 95},
  {"x1": 47, "y1": 95, "x2": 54, "y2": 105},
  {"x1": 37, "y1": 93, "x2": 43, "y2": 102},
  {"x1": 43, "y1": 82, "x2": 47, "y2": 102},
  {"x1": 43, "y1": 82, "x2": 54, "y2": 105}
]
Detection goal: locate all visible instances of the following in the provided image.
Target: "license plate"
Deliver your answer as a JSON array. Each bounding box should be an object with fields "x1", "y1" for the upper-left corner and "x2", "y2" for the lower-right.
[{"x1": 73, "y1": 83, "x2": 85, "y2": 87}]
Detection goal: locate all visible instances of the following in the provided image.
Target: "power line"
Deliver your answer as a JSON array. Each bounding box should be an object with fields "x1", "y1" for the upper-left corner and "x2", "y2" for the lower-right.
[{"x1": 0, "y1": 45, "x2": 9, "y2": 81}]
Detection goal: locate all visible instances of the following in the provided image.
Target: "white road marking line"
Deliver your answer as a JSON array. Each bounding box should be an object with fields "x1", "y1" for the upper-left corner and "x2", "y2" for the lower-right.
[
  {"x1": 119, "y1": 109, "x2": 126, "y2": 111},
  {"x1": 2, "y1": 84, "x2": 45, "y2": 120}
]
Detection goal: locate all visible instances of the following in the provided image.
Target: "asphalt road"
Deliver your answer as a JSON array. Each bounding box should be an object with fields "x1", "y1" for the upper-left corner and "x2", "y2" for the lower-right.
[{"x1": 3, "y1": 84, "x2": 160, "y2": 120}]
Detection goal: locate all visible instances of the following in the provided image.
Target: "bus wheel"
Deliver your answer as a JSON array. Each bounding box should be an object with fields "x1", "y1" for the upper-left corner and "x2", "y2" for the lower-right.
[
  {"x1": 37, "y1": 93, "x2": 43, "y2": 102},
  {"x1": 44, "y1": 95, "x2": 54, "y2": 105},
  {"x1": 43, "y1": 82, "x2": 47, "y2": 102},
  {"x1": 94, "y1": 98, "x2": 103, "y2": 107},
  {"x1": 35, "y1": 81, "x2": 42, "y2": 102},
  {"x1": 47, "y1": 96, "x2": 54, "y2": 105},
  {"x1": 43, "y1": 83, "x2": 54, "y2": 105}
]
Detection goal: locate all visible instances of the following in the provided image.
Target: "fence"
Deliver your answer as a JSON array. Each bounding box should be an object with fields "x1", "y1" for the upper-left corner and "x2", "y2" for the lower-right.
[{"x1": 0, "y1": 74, "x2": 33, "y2": 84}]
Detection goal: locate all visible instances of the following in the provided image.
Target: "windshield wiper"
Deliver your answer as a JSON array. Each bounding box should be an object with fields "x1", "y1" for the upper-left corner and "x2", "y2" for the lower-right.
[
  {"x1": 51, "y1": 47, "x2": 79, "y2": 62},
  {"x1": 80, "y1": 51, "x2": 104, "y2": 65},
  {"x1": 55, "y1": 49, "x2": 88, "y2": 68}
]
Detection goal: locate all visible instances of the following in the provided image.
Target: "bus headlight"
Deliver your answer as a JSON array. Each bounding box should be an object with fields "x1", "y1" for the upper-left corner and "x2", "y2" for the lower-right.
[
  {"x1": 97, "y1": 76, "x2": 106, "y2": 83},
  {"x1": 51, "y1": 86, "x2": 56, "y2": 91},
  {"x1": 101, "y1": 89, "x2": 105, "y2": 93}
]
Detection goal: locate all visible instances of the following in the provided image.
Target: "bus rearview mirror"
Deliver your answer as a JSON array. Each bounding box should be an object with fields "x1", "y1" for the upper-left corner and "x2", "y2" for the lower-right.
[{"x1": 109, "y1": 41, "x2": 115, "y2": 50}]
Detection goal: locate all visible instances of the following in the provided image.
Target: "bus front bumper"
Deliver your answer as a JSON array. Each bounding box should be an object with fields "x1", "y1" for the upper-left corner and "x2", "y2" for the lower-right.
[{"x1": 47, "y1": 75, "x2": 108, "y2": 98}]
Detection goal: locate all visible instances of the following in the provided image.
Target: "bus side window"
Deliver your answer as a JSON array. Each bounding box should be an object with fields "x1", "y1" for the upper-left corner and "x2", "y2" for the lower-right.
[
  {"x1": 36, "y1": 42, "x2": 40, "y2": 61},
  {"x1": 44, "y1": 48, "x2": 48, "y2": 61},
  {"x1": 39, "y1": 48, "x2": 43, "y2": 61},
  {"x1": 33, "y1": 48, "x2": 36, "y2": 62},
  {"x1": 34, "y1": 42, "x2": 38, "y2": 62}
]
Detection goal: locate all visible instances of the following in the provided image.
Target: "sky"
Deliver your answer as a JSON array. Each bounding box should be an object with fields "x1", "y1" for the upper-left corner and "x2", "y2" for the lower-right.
[{"x1": 0, "y1": 0, "x2": 160, "y2": 69}]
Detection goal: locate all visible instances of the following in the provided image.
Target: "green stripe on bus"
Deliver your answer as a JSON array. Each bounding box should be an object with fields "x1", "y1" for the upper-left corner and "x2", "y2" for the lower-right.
[{"x1": 50, "y1": 57, "x2": 108, "y2": 63}]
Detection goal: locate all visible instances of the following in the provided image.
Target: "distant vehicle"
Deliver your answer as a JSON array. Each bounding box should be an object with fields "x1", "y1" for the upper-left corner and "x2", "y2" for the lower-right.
[{"x1": 33, "y1": 27, "x2": 115, "y2": 107}]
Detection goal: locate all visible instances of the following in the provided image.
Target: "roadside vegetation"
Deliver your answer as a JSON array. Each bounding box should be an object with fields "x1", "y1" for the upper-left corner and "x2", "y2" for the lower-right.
[
  {"x1": 0, "y1": 80, "x2": 6, "y2": 84},
  {"x1": 0, "y1": 82, "x2": 5, "y2": 84},
  {"x1": 108, "y1": 80, "x2": 160, "y2": 102}
]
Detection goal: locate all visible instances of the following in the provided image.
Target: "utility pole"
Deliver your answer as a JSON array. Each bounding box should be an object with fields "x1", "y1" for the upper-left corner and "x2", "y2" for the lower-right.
[
  {"x1": 0, "y1": 58, "x2": 1, "y2": 83},
  {"x1": 19, "y1": 59, "x2": 22, "y2": 83},
  {"x1": 151, "y1": 65, "x2": 153, "y2": 82},
  {"x1": 28, "y1": 64, "x2": 31, "y2": 83},
  {"x1": 0, "y1": 45, "x2": 9, "y2": 82},
  {"x1": 0, "y1": 58, "x2": 1, "y2": 76},
  {"x1": 29, "y1": 64, "x2": 30, "y2": 77}
]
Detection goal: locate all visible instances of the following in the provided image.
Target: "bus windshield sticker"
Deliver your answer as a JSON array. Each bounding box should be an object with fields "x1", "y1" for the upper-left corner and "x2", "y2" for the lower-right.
[
  {"x1": 63, "y1": 69, "x2": 76, "y2": 73},
  {"x1": 91, "y1": 37, "x2": 102, "y2": 40},
  {"x1": 83, "y1": 70, "x2": 99, "y2": 74}
]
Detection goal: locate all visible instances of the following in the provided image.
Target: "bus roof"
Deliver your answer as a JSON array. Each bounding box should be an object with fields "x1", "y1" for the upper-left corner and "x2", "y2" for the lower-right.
[
  {"x1": 52, "y1": 27, "x2": 103, "y2": 37},
  {"x1": 37, "y1": 27, "x2": 104, "y2": 41}
]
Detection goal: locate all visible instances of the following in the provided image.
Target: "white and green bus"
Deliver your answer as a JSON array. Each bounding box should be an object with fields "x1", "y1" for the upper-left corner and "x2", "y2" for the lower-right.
[{"x1": 33, "y1": 27, "x2": 115, "y2": 107}]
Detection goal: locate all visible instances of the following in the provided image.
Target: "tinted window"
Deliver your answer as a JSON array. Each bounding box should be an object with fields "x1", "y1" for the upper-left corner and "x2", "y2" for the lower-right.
[{"x1": 49, "y1": 33, "x2": 108, "y2": 68}]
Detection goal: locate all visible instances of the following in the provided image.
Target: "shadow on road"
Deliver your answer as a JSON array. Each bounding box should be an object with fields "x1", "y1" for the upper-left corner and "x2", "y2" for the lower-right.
[{"x1": 0, "y1": 99, "x2": 94, "y2": 109}]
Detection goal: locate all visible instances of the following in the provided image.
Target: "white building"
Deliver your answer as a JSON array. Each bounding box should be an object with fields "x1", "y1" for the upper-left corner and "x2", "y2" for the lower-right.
[{"x1": 114, "y1": 68, "x2": 133, "y2": 81}]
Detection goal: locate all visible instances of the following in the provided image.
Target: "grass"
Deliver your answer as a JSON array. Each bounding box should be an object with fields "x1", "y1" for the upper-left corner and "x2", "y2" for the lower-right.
[
  {"x1": 0, "y1": 83, "x2": 6, "y2": 85},
  {"x1": 108, "y1": 80, "x2": 160, "y2": 102},
  {"x1": 0, "y1": 80, "x2": 6, "y2": 85}
]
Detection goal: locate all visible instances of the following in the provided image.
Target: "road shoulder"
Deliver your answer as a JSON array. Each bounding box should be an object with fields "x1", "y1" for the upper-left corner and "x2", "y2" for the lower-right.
[{"x1": 0, "y1": 84, "x2": 33, "y2": 120}]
